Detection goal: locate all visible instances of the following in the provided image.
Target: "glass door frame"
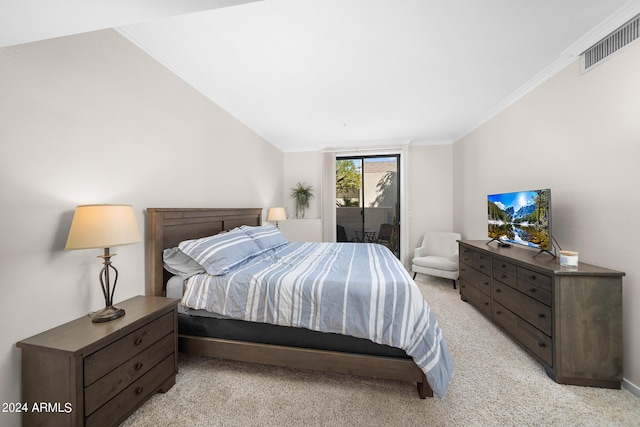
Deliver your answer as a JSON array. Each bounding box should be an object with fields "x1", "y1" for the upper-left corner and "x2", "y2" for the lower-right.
[{"x1": 335, "y1": 154, "x2": 401, "y2": 258}]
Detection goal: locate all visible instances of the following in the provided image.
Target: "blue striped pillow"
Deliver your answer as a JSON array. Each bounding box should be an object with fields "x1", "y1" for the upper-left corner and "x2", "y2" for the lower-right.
[
  {"x1": 240, "y1": 225, "x2": 288, "y2": 251},
  {"x1": 178, "y1": 228, "x2": 261, "y2": 275}
]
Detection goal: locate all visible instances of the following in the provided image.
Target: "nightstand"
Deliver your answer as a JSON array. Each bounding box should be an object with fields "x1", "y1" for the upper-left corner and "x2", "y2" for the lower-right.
[{"x1": 16, "y1": 295, "x2": 179, "y2": 427}]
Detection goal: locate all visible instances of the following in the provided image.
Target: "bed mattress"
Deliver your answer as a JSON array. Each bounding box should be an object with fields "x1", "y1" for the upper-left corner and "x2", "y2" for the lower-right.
[{"x1": 169, "y1": 275, "x2": 410, "y2": 359}]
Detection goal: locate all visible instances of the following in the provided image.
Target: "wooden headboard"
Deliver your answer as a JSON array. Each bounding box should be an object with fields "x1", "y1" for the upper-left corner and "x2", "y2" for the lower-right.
[{"x1": 146, "y1": 208, "x2": 263, "y2": 297}]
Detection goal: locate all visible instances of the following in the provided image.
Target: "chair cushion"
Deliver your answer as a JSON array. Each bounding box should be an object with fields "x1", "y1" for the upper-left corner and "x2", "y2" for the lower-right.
[
  {"x1": 412, "y1": 255, "x2": 458, "y2": 272},
  {"x1": 420, "y1": 232, "x2": 461, "y2": 258}
]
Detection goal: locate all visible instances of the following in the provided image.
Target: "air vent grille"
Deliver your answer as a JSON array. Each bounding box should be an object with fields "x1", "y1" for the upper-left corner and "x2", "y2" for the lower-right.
[{"x1": 582, "y1": 13, "x2": 640, "y2": 72}]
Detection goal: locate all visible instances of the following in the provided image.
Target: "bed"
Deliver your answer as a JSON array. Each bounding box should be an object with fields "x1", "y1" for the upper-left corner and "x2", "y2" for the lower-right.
[{"x1": 146, "y1": 208, "x2": 453, "y2": 399}]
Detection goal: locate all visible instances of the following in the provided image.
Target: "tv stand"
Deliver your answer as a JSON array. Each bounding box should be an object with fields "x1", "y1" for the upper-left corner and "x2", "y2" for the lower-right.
[
  {"x1": 458, "y1": 240, "x2": 624, "y2": 389},
  {"x1": 533, "y1": 248, "x2": 555, "y2": 258},
  {"x1": 486, "y1": 238, "x2": 556, "y2": 257}
]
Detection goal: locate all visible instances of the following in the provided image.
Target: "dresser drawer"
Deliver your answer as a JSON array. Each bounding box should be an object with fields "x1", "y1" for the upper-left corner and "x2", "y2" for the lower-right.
[
  {"x1": 459, "y1": 246, "x2": 475, "y2": 265},
  {"x1": 493, "y1": 268, "x2": 518, "y2": 289},
  {"x1": 517, "y1": 266, "x2": 552, "y2": 292},
  {"x1": 492, "y1": 258, "x2": 517, "y2": 276},
  {"x1": 460, "y1": 262, "x2": 491, "y2": 295},
  {"x1": 493, "y1": 302, "x2": 552, "y2": 366},
  {"x1": 84, "y1": 311, "x2": 174, "y2": 386},
  {"x1": 492, "y1": 258, "x2": 517, "y2": 287},
  {"x1": 85, "y1": 354, "x2": 175, "y2": 427},
  {"x1": 493, "y1": 281, "x2": 552, "y2": 336},
  {"x1": 518, "y1": 281, "x2": 552, "y2": 306},
  {"x1": 471, "y1": 251, "x2": 491, "y2": 275},
  {"x1": 84, "y1": 333, "x2": 175, "y2": 416},
  {"x1": 460, "y1": 279, "x2": 492, "y2": 317},
  {"x1": 460, "y1": 246, "x2": 491, "y2": 273}
]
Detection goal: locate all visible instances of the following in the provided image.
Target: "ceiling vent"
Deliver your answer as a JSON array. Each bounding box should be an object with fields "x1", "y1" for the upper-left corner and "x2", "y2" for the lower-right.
[{"x1": 581, "y1": 13, "x2": 640, "y2": 72}]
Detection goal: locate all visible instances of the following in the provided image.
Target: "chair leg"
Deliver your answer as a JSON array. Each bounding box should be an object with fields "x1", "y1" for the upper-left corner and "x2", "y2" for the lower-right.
[
  {"x1": 452, "y1": 279, "x2": 456, "y2": 289},
  {"x1": 413, "y1": 272, "x2": 417, "y2": 280}
]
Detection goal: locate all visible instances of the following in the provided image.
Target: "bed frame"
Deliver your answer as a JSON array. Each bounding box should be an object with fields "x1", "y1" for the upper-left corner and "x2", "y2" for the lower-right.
[{"x1": 146, "y1": 207, "x2": 432, "y2": 398}]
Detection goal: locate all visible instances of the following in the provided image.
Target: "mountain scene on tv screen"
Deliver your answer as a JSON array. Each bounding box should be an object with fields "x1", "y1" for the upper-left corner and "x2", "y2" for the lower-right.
[{"x1": 487, "y1": 190, "x2": 550, "y2": 249}]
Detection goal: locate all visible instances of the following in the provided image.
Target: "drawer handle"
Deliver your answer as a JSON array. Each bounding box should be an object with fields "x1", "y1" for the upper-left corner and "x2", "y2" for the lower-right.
[
  {"x1": 529, "y1": 288, "x2": 537, "y2": 293},
  {"x1": 538, "y1": 342, "x2": 546, "y2": 348},
  {"x1": 538, "y1": 313, "x2": 546, "y2": 319},
  {"x1": 135, "y1": 362, "x2": 144, "y2": 370},
  {"x1": 484, "y1": 302, "x2": 489, "y2": 306},
  {"x1": 134, "y1": 337, "x2": 143, "y2": 345},
  {"x1": 496, "y1": 310, "x2": 502, "y2": 315},
  {"x1": 495, "y1": 288, "x2": 501, "y2": 293},
  {"x1": 136, "y1": 386, "x2": 144, "y2": 395},
  {"x1": 483, "y1": 281, "x2": 489, "y2": 286},
  {"x1": 501, "y1": 274, "x2": 507, "y2": 279},
  {"x1": 531, "y1": 275, "x2": 537, "y2": 280}
]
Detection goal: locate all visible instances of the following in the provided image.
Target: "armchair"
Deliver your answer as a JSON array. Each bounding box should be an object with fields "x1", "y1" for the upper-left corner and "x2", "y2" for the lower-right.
[{"x1": 411, "y1": 232, "x2": 461, "y2": 289}]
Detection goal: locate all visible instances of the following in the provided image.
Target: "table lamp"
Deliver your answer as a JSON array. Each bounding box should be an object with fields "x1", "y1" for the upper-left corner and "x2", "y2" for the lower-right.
[
  {"x1": 65, "y1": 204, "x2": 142, "y2": 322},
  {"x1": 267, "y1": 207, "x2": 286, "y2": 228}
]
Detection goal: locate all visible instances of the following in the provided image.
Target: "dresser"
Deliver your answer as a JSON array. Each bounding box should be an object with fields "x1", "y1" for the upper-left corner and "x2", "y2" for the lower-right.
[
  {"x1": 458, "y1": 240, "x2": 624, "y2": 388},
  {"x1": 16, "y1": 296, "x2": 179, "y2": 427}
]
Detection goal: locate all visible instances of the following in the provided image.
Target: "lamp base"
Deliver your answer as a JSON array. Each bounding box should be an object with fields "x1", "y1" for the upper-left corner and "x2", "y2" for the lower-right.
[{"x1": 90, "y1": 305, "x2": 125, "y2": 323}]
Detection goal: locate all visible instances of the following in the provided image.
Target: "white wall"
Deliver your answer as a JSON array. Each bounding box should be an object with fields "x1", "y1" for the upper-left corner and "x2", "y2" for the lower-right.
[
  {"x1": 283, "y1": 151, "x2": 322, "y2": 220},
  {"x1": 407, "y1": 144, "x2": 455, "y2": 259},
  {"x1": 0, "y1": 29, "x2": 283, "y2": 425},
  {"x1": 453, "y1": 41, "x2": 640, "y2": 392}
]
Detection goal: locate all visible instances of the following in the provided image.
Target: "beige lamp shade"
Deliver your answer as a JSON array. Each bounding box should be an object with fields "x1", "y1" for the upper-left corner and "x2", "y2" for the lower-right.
[
  {"x1": 65, "y1": 204, "x2": 142, "y2": 250},
  {"x1": 267, "y1": 207, "x2": 287, "y2": 222}
]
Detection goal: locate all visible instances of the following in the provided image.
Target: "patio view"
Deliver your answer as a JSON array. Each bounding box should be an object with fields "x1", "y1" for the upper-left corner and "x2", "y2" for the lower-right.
[{"x1": 336, "y1": 156, "x2": 400, "y2": 258}]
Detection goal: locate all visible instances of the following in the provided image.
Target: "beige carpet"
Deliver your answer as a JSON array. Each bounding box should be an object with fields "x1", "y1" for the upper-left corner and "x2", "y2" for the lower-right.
[{"x1": 122, "y1": 276, "x2": 640, "y2": 426}]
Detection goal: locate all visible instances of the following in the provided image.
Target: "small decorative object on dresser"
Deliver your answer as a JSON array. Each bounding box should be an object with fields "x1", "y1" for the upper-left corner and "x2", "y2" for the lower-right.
[
  {"x1": 458, "y1": 240, "x2": 624, "y2": 389},
  {"x1": 16, "y1": 296, "x2": 179, "y2": 427}
]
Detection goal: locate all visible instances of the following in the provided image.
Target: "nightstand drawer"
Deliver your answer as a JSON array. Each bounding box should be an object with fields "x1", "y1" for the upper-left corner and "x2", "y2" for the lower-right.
[
  {"x1": 84, "y1": 333, "x2": 174, "y2": 416},
  {"x1": 85, "y1": 354, "x2": 175, "y2": 427},
  {"x1": 84, "y1": 311, "x2": 174, "y2": 386}
]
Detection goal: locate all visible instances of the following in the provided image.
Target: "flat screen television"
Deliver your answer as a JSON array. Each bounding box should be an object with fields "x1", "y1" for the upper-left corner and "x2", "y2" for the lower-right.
[{"x1": 487, "y1": 189, "x2": 551, "y2": 252}]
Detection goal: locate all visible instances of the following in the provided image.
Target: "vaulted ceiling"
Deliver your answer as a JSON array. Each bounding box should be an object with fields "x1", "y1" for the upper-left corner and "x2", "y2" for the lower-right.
[{"x1": 3, "y1": 0, "x2": 640, "y2": 152}]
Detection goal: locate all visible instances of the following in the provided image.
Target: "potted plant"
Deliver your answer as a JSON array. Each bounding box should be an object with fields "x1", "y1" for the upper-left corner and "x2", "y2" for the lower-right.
[{"x1": 290, "y1": 182, "x2": 314, "y2": 218}]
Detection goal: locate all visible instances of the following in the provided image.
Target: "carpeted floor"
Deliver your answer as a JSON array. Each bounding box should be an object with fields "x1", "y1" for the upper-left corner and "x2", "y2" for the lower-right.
[{"x1": 121, "y1": 276, "x2": 640, "y2": 426}]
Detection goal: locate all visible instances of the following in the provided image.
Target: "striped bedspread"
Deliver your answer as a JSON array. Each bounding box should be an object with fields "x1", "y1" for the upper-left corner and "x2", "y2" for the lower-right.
[{"x1": 181, "y1": 242, "x2": 454, "y2": 398}]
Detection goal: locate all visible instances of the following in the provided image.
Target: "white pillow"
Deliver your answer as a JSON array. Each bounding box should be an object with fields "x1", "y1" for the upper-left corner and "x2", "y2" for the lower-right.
[{"x1": 162, "y1": 247, "x2": 205, "y2": 277}]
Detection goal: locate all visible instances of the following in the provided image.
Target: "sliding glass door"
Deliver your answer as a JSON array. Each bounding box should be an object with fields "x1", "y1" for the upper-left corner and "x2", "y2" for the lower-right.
[{"x1": 335, "y1": 155, "x2": 400, "y2": 258}]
